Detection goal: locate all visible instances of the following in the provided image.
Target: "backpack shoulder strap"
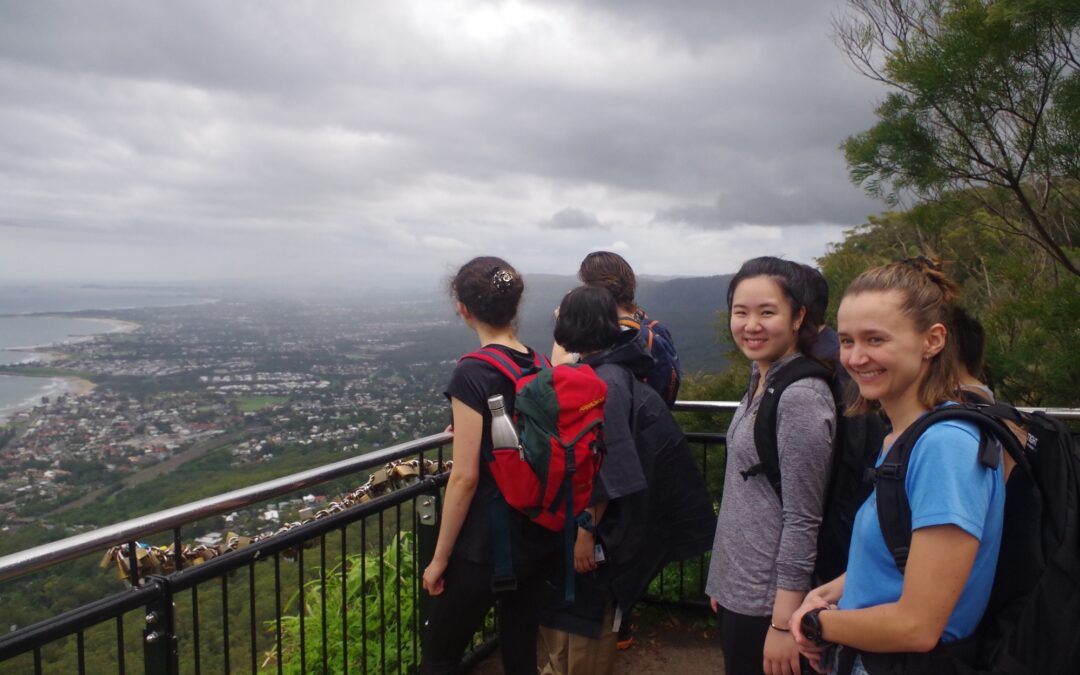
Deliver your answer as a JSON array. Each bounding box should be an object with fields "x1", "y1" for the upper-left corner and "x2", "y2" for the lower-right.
[
  {"x1": 746, "y1": 358, "x2": 833, "y2": 502},
  {"x1": 874, "y1": 405, "x2": 1023, "y2": 573},
  {"x1": 619, "y1": 315, "x2": 642, "y2": 331},
  {"x1": 459, "y1": 347, "x2": 542, "y2": 383}
]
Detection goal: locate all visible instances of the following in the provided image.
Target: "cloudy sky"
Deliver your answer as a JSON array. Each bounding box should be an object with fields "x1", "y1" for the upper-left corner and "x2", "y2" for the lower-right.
[{"x1": 0, "y1": 0, "x2": 887, "y2": 287}]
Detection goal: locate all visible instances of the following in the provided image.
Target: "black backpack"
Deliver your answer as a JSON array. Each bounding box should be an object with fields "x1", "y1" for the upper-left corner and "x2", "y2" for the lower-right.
[
  {"x1": 744, "y1": 357, "x2": 886, "y2": 584},
  {"x1": 861, "y1": 403, "x2": 1080, "y2": 674},
  {"x1": 618, "y1": 312, "x2": 681, "y2": 408}
]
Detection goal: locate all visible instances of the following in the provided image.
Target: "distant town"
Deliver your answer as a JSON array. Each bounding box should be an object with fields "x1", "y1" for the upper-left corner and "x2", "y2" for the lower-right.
[{"x1": 0, "y1": 296, "x2": 461, "y2": 535}]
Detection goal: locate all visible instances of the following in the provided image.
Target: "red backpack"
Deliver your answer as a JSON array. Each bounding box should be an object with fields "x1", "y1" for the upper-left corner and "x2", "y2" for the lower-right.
[{"x1": 461, "y1": 347, "x2": 606, "y2": 594}]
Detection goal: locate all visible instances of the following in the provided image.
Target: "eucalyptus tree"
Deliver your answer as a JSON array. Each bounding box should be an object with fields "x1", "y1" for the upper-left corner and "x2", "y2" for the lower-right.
[{"x1": 835, "y1": 0, "x2": 1080, "y2": 275}]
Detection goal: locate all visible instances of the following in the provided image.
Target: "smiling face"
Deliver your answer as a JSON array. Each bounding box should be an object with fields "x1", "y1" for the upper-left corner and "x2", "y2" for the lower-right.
[
  {"x1": 837, "y1": 290, "x2": 946, "y2": 414},
  {"x1": 729, "y1": 275, "x2": 804, "y2": 369}
]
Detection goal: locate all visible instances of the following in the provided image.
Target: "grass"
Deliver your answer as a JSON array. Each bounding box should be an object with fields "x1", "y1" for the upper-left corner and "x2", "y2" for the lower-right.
[{"x1": 234, "y1": 396, "x2": 290, "y2": 413}]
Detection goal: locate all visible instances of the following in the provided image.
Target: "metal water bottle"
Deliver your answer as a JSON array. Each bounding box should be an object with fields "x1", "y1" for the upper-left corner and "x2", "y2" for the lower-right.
[{"x1": 487, "y1": 395, "x2": 522, "y2": 458}]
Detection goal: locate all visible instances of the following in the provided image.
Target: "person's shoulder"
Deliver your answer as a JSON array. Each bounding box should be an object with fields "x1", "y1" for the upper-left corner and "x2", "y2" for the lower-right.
[
  {"x1": 778, "y1": 372, "x2": 834, "y2": 409},
  {"x1": 920, "y1": 415, "x2": 981, "y2": 445},
  {"x1": 459, "y1": 344, "x2": 538, "y2": 371}
]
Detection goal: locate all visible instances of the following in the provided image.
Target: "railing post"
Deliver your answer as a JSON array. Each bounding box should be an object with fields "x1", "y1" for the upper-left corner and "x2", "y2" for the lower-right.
[
  {"x1": 416, "y1": 488, "x2": 439, "y2": 630},
  {"x1": 143, "y1": 577, "x2": 178, "y2": 675}
]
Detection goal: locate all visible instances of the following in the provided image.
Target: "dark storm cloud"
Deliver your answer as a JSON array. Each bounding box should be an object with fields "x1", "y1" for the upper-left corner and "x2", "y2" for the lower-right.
[{"x1": 0, "y1": 0, "x2": 888, "y2": 282}]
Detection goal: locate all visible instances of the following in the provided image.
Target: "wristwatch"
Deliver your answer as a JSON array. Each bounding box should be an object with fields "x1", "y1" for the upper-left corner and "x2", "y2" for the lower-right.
[{"x1": 800, "y1": 607, "x2": 830, "y2": 647}]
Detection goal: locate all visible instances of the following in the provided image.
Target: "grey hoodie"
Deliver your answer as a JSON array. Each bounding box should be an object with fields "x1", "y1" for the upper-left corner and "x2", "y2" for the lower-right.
[{"x1": 706, "y1": 353, "x2": 836, "y2": 616}]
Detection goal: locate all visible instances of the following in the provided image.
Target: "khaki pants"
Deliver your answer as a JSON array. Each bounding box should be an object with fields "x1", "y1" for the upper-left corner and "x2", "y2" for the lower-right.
[{"x1": 538, "y1": 600, "x2": 618, "y2": 675}]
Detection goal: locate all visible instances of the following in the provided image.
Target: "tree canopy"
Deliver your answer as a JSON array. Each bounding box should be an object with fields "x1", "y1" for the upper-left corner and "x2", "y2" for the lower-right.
[
  {"x1": 817, "y1": 190, "x2": 1079, "y2": 407},
  {"x1": 836, "y1": 0, "x2": 1080, "y2": 275}
]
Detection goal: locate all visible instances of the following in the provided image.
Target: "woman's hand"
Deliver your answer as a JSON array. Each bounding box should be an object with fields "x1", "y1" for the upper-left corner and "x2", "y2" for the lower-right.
[
  {"x1": 790, "y1": 591, "x2": 834, "y2": 646},
  {"x1": 573, "y1": 528, "x2": 596, "y2": 573},
  {"x1": 763, "y1": 626, "x2": 802, "y2": 675},
  {"x1": 709, "y1": 597, "x2": 719, "y2": 614},
  {"x1": 790, "y1": 592, "x2": 833, "y2": 672},
  {"x1": 422, "y1": 555, "x2": 449, "y2": 596}
]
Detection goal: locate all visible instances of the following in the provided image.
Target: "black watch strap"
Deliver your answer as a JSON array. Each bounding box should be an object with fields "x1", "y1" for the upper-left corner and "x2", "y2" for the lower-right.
[{"x1": 801, "y1": 607, "x2": 830, "y2": 647}]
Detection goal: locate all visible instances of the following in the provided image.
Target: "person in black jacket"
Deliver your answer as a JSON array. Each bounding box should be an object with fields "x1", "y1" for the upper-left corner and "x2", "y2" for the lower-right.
[{"x1": 538, "y1": 286, "x2": 715, "y2": 675}]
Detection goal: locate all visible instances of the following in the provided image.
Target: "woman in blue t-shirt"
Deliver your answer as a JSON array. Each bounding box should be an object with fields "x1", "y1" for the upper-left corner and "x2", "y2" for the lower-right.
[
  {"x1": 419, "y1": 256, "x2": 559, "y2": 675},
  {"x1": 791, "y1": 258, "x2": 1005, "y2": 674}
]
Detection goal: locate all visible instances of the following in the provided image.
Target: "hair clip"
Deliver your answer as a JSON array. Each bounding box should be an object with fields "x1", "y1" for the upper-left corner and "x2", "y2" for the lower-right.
[
  {"x1": 899, "y1": 255, "x2": 941, "y2": 272},
  {"x1": 491, "y1": 268, "x2": 514, "y2": 292}
]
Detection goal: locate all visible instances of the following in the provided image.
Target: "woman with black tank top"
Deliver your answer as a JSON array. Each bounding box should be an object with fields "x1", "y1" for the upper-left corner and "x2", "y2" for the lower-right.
[{"x1": 420, "y1": 256, "x2": 559, "y2": 675}]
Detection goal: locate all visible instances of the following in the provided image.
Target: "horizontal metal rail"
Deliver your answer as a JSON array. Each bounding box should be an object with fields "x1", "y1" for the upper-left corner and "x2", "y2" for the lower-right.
[
  {"x1": 3, "y1": 399, "x2": 1074, "y2": 584},
  {"x1": 0, "y1": 477, "x2": 448, "y2": 663},
  {"x1": 674, "y1": 400, "x2": 1080, "y2": 421},
  {"x1": 0, "y1": 581, "x2": 162, "y2": 662},
  {"x1": 0, "y1": 432, "x2": 452, "y2": 583}
]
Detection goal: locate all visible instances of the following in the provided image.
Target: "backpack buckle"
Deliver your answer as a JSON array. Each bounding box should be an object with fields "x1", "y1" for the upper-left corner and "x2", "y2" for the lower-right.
[
  {"x1": 491, "y1": 573, "x2": 518, "y2": 593},
  {"x1": 875, "y1": 463, "x2": 903, "y2": 480}
]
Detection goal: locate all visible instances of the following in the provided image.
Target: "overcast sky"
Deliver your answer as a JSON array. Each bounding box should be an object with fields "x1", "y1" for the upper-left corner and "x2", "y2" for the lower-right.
[{"x1": 0, "y1": 0, "x2": 887, "y2": 287}]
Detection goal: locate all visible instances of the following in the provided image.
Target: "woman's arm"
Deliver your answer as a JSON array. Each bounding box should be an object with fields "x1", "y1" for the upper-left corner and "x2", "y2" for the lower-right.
[
  {"x1": 767, "y1": 381, "x2": 837, "y2": 674},
  {"x1": 817, "y1": 525, "x2": 979, "y2": 653},
  {"x1": 773, "y1": 382, "x2": 836, "y2": 594},
  {"x1": 421, "y1": 398, "x2": 482, "y2": 595}
]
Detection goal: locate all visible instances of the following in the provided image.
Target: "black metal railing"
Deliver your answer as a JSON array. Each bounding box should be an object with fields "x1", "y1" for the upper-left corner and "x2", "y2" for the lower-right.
[
  {"x1": 3, "y1": 399, "x2": 1071, "y2": 673},
  {"x1": 0, "y1": 434, "x2": 465, "y2": 674}
]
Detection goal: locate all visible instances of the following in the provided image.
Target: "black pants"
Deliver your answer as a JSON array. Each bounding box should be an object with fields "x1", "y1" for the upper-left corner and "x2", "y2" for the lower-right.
[
  {"x1": 718, "y1": 606, "x2": 770, "y2": 675},
  {"x1": 420, "y1": 556, "x2": 551, "y2": 675}
]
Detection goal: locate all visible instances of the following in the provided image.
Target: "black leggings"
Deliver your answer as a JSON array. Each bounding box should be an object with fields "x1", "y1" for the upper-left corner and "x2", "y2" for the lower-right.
[
  {"x1": 718, "y1": 606, "x2": 770, "y2": 675},
  {"x1": 420, "y1": 556, "x2": 552, "y2": 675}
]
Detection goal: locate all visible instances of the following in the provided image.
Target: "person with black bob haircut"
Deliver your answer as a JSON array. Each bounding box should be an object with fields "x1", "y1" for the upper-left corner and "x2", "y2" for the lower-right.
[
  {"x1": 539, "y1": 286, "x2": 714, "y2": 675},
  {"x1": 420, "y1": 256, "x2": 559, "y2": 675},
  {"x1": 799, "y1": 264, "x2": 843, "y2": 379},
  {"x1": 952, "y1": 306, "x2": 994, "y2": 403},
  {"x1": 552, "y1": 286, "x2": 621, "y2": 355}
]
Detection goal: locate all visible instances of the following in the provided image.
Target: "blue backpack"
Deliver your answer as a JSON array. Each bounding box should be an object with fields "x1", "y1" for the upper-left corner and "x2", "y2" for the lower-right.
[{"x1": 618, "y1": 311, "x2": 681, "y2": 409}]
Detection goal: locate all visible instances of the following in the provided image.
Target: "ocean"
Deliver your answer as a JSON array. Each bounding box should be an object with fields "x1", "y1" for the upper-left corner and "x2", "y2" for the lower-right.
[{"x1": 0, "y1": 284, "x2": 210, "y2": 422}]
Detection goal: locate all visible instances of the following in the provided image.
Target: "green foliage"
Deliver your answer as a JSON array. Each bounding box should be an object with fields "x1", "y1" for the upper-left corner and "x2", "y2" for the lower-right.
[
  {"x1": 272, "y1": 532, "x2": 418, "y2": 674},
  {"x1": 836, "y1": 0, "x2": 1080, "y2": 275},
  {"x1": 234, "y1": 395, "x2": 290, "y2": 413},
  {"x1": 817, "y1": 191, "x2": 1080, "y2": 406}
]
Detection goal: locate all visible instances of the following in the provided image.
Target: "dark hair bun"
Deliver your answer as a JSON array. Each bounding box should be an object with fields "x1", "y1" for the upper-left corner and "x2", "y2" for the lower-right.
[{"x1": 450, "y1": 257, "x2": 524, "y2": 327}]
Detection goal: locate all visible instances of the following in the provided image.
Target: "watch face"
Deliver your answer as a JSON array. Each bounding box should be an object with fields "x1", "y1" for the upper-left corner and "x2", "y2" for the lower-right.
[{"x1": 800, "y1": 609, "x2": 824, "y2": 645}]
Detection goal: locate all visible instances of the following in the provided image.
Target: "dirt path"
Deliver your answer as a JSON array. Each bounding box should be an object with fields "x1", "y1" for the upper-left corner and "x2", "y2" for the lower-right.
[{"x1": 471, "y1": 604, "x2": 723, "y2": 674}]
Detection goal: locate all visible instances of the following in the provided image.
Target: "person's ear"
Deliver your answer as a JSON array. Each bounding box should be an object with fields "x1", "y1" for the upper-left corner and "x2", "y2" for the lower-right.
[{"x1": 924, "y1": 323, "x2": 947, "y2": 359}]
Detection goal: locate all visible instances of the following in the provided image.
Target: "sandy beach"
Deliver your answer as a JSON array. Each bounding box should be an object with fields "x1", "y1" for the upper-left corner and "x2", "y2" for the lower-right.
[
  {"x1": 0, "y1": 316, "x2": 129, "y2": 421},
  {"x1": 65, "y1": 376, "x2": 96, "y2": 396},
  {"x1": 0, "y1": 374, "x2": 96, "y2": 423}
]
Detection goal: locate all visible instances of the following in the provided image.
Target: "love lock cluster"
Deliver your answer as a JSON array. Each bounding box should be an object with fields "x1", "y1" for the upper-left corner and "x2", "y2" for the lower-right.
[{"x1": 100, "y1": 457, "x2": 452, "y2": 583}]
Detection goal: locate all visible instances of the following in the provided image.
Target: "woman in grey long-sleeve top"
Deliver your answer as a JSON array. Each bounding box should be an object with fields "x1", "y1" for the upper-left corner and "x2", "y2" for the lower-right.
[{"x1": 706, "y1": 258, "x2": 837, "y2": 675}]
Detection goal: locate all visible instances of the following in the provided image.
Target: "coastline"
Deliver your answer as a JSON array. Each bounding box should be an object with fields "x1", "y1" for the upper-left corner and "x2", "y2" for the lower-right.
[
  {"x1": 0, "y1": 374, "x2": 96, "y2": 423},
  {"x1": 0, "y1": 315, "x2": 128, "y2": 422},
  {"x1": 3, "y1": 316, "x2": 140, "y2": 353}
]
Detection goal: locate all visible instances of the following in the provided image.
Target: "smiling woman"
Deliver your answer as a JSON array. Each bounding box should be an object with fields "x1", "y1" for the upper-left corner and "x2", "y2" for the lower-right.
[
  {"x1": 707, "y1": 256, "x2": 837, "y2": 675},
  {"x1": 791, "y1": 258, "x2": 1005, "y2": 675}
]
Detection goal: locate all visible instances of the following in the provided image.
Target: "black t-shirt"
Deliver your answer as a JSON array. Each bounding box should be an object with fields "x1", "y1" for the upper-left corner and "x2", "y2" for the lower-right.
[{"x1": 444, "y1": 344, "x2": 560, "y2": 565}]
